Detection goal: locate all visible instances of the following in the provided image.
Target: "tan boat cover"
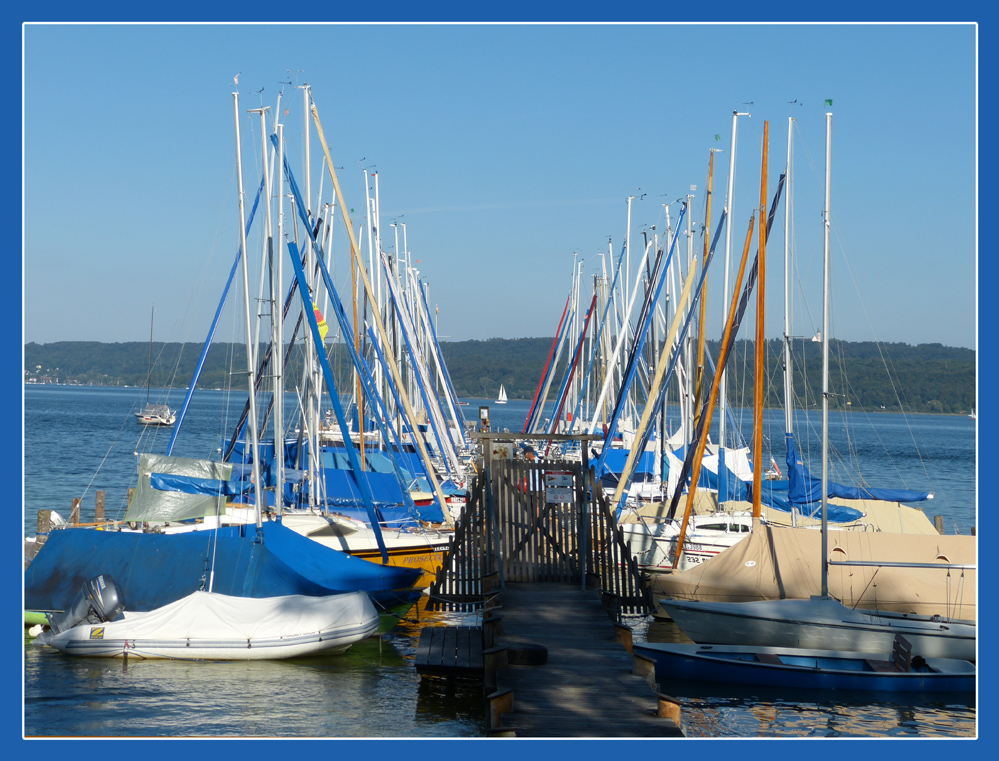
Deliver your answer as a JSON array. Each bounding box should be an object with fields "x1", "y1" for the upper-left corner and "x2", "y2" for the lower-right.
[
  {"x1": 625, "y1": 497, "x2": 940, "y2": 534},
  {"x1": 651, "y1": 521, "x2": 976, "y2": 621}
]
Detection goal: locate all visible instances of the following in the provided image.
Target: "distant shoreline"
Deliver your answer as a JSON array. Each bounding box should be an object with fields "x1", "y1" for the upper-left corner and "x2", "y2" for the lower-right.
[{"x1": 24, "y1": 383, "x2": 976, "y2": 417}]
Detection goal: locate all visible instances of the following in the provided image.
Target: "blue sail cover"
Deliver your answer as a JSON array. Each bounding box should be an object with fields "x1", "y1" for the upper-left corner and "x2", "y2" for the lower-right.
[
  {"x1": 596, "y1": 449, "x2": 659, "y2": 487},
  {"x1": 785, "y1": 433, "x2": 932, "y2": 506},
  {"x1": 225, "y1": 439, "x2": 445, "y2": 523},
  {"x1": 24, "y1": 521, "x2": 422, "y2": 614},
  {"x1": 149, "y1": 473, "x2": 252, "y2": 498},
  {"x1": 663, "y1": 446, "x2": 864, "y2": 522}
]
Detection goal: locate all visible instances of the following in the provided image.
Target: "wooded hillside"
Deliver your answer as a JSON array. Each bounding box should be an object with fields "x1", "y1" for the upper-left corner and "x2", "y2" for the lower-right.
[{"x1": 24, "y1": 338, "x2": 975, "y2": 415}]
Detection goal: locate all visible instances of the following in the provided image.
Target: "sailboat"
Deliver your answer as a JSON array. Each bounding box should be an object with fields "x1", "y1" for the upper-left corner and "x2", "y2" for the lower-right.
[
  {"x1": 655, "y1": 113, "x2": 976, "y2": 663},
  {"x1": 25, "y1": 87, "x2": 425, "y2": 628},
  {"x1": 134, "y1": 306, "x2": 176, "y2": 426},
  {"x1": 496, "y1": 384, "x2": 508, "y2": 404}
]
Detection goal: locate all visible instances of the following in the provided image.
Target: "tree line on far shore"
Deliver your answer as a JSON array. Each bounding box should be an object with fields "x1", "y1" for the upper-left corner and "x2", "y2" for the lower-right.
[{"x1": 24, "y1": 337, "x2": 975, "y2": 415}]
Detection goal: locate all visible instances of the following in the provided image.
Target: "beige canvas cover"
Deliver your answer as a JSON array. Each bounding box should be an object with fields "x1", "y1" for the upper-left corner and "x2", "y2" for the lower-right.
[
  {"x1": 624, "y1": 497, "x2": 939, "y2": 534},
  {"x1": 651, "y1": 521, "x2": 975, "y2": 620}
]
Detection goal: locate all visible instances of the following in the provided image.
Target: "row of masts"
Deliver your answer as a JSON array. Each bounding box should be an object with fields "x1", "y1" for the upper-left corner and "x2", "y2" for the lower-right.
[
  {"x1": 173, "y1": 82, "x2": 473, "y2": 556},
  {"x1": 525, "y1": 112, "x2": 820, "y2": 521}
]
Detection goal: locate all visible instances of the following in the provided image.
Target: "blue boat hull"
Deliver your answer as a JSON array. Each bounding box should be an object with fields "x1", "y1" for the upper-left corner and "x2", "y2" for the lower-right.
[
  {"x1": 24, "y1": 520, "x2": 422, "y2": 615},
  {"x1": 634, "y1": 642, "x2": 975, "y2": 694}
]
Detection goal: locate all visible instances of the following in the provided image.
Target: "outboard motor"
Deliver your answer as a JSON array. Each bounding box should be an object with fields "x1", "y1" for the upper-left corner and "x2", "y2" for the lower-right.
[{"x1": 38, "y1": 574, "x2": 125, "y2": 642}]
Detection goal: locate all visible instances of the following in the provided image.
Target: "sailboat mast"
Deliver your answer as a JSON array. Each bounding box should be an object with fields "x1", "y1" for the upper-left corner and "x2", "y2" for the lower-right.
[
  {"x1": 233, "y1": 90, "x2": 263, "y2": 528},
  {"x1": 752, "y1": 121, "x2": 768, "y2": 521},
  {"x1": 720, "y1": 111, "x2": 748, "y2": 456},
  {"x1": 684, "y1": 193, "x2": 694, "y2": 452},
  {"x1": 692, "y1": 152, "x2": 715, "y2": 436},
  {"x1": 783, "y1": 115, "x2": 795, "y2": 435},
  {"x1": 275, "y1": 122, "x2": 286, "y2": 516},
  {"x1": 820, "y1": 111, "x2": 833, "y2": 597},
  {"x1": 146, "y1": 306, "x2": 153, "y2": 404}
]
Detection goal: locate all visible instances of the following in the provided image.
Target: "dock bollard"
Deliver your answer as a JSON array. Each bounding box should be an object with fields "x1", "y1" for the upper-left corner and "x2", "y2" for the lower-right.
[
  {"x1": 614, "y1": 623, "x2": 633, "y2": 654},
  {"x1": 483, "y1": 646, "x2": 509, "y2": 693},
  {"x1": 488, "y1": 688, "x2": 514, "y2": 731},
  {"x1": 656, "y1": 693, "x2": 682, "y2": 725},
  {"x1": 632, "y1": 652, "x2": 657, "y2": 691}
]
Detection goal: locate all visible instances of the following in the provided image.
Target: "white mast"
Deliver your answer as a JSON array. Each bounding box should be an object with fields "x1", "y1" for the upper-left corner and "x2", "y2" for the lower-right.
[
  {"x1": 301, "y1": 84, "x2": 319, "y2": 510},
  {"x1": 720, "y1": 111, "x2": 748, "y2": 458},
  {"x1": 250, "y1": 105, "x2": 275, "y2": 514},
  {"x1": 275, "y1": 121, "x2": 285, "y2": 516},
  {"x1": 232, "y1": 90, "x2": 263, "y2": 530},
  {"x1": 820, "y1": 111, "x2": 832, "y2": 598},
  {"x1": 684, "y1": 193, "x2": 694, "y2": 453},
  {"x1": 783, "y1": 115, "x2": 796, "y2": 435}
]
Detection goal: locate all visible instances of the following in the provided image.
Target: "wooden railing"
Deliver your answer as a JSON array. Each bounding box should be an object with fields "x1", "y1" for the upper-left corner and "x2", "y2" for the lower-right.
[{"x1": 427, "y1": 457, "x2": 651, "y2": 621}]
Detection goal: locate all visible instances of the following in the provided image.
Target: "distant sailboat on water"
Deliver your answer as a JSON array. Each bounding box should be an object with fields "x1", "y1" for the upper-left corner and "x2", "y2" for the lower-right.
[
  {"x1": 135, "y1": 306, "x2": 176, "y2": 426},
  {"x1": 496, "y1": 385, "x2": 508, "y2": 404}
]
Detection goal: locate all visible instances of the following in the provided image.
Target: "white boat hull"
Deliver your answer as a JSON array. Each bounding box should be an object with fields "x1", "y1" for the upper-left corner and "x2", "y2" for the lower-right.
[
  {"x1": 619, "y1": 512, "x2": 752, "y2": 572},
  {"x1": 661, "y1": 596, "x2": 976, "y2": 662},
  {"x1": 37, "y1": 590, "x2": 379, "y2": 660}
]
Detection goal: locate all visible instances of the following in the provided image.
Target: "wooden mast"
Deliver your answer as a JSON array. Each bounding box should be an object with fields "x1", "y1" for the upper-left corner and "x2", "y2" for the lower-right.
[
  {"x1": 671, "y1": 214, "x2": 756, "y2": 568},
  {"x1": 691, "y1": 151, "x2": 715, "y2": 435},
  {"x1": 309, "y1": 101, "x2": 453, "y2": 527}
]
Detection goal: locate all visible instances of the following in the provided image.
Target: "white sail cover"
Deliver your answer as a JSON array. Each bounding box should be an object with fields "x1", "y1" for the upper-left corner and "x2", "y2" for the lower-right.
[{"x1": 41, "y1": 590, "x2": 379, "y2": 660}]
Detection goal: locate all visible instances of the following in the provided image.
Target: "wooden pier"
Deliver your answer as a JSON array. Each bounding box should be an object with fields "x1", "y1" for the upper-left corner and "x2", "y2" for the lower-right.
[
  {"x1": 420, "y1": 436, "x2": 683, "y2": 737},
  {"x1": 483, "y1": 582, "x2": 683, "y2": 737}
]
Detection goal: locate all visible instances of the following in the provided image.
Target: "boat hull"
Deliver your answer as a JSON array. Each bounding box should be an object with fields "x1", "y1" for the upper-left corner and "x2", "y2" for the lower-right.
[
  {"x1": 39, "y1": 590, "x2": 379, "y2": 660},
  {"x1": 24, "y1": 521, "x2": 423, "y2": 617},
  {"x1": 276, "y1": 512, "x2": 451, "y2": 589},
  {"x1": 634, "y1": 642, "x2": 975, "y2": 693},
  {"x1": 661, "y1": 596, "x2": 976, "y2": 662}
]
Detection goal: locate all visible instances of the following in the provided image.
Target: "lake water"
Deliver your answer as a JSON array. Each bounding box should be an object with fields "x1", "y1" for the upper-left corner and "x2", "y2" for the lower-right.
[{"x1": 22, "y1": 387, "x2": 977, "y2": 738}]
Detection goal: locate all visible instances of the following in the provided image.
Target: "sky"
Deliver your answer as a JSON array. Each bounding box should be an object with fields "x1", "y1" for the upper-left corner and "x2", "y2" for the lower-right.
[{"x1": 22, "y1": 22, "x2": 976, "y2": 351}]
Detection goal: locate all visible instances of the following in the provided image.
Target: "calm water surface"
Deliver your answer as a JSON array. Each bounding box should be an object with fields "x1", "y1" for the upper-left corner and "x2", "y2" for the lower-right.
[{"x1": 23, "y1": 388, "x2": 977, "y2": 738}]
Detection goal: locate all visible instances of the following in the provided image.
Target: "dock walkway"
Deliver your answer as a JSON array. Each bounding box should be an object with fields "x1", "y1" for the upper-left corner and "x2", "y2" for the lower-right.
[{"x1": 488, "y1": 582, "x2": 683, "y2": 737}]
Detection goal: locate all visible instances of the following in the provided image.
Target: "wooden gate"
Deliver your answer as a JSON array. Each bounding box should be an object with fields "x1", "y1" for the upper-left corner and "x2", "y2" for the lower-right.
[
  {"x1": 427, "y1": 455, "x2": 651, "y2": 620},
  {"x1": 493, "y1": 459, "x2": 582, "y2": 582}
]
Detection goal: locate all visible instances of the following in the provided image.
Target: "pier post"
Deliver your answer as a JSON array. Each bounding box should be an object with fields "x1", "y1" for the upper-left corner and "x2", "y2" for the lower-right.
[
  {"x1": 657, "y1": 693, "x2": 682, "y2": 725},
  {"x1": 70, "y1": 497, "x2": 81, "y2": 526},
  {"x1": 95, "y1": 490, "x2": 105, "y2": 523},
  {"x1": 934, "y1": 515, "x2": 945, "y2": 534},
  {"x1": 483, "y1": 646, "x2": 509, "y2": 693},
  {"x1": 36, "y1": 509, "x2": 51, "y2": 540},
  {"x1": 632, "y1": 652, "x2": 657, "y2": 691},
  {"x1": 614, "y1": 623, "x2": 633, "y2": 654}
]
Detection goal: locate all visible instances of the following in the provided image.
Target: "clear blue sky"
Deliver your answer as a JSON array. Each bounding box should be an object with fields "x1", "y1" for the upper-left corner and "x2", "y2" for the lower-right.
[{"x1": 23, "y1": 22, "x2": 976, "y2": 349}]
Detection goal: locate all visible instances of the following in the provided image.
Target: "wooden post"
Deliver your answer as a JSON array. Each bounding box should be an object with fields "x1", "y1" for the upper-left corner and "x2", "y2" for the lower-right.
[
  {"x1": 488, "y1": 688, "x2": 514, "y2": 731},
  {"x1": 483, "y1": 646, "x2": 508, "y2": 693},
  {"x1": 95, "y1": 490, "x2": 105, "y2": 523},
  {"x1": 632, "y1": 652, "x2": 657, "y2": 691},
  {"x1": 657, "y1": 693, "x2": 682, "y2": 725},
  {"x1": 37, "y1": 509, "x2": 51, "y2": 541},
  {"x1": 934, "y1": 515, "x2": 945, "y2": 534},
  {"x1": 614, "y1": 622, "x2": 634, "y2": 654},
  {"x1": 70, "y1": 497, "x2": 81, "y2": 526}
]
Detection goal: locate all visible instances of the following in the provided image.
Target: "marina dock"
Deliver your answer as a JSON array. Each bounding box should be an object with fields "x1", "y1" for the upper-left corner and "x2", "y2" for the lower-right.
[
  {"x1": 421, "y1": 435, "x2": 684, "y2": 737},
  {"x1": 481, "y1": 582, "x2": 682, "y2": 737}
]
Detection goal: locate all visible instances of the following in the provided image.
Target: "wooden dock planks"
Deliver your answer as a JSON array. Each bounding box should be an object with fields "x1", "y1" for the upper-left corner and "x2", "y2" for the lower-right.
[
  {"x1": 415, "y1": 625, "x2": 484, "y2": 678},
  {"x1": 488, "y1": 582, "x2": 683, "y2": 737}
]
